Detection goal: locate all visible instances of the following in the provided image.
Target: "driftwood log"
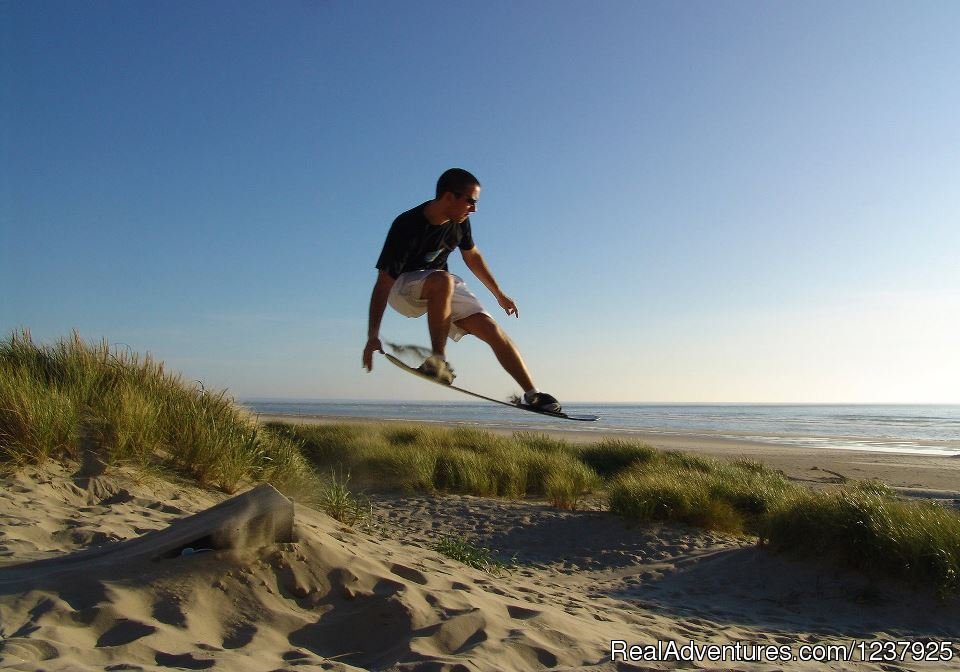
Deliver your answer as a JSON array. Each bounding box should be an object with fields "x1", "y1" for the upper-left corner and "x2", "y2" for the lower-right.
[{"x1": 0, "y1": 483, "x2": 294, "y2": 587}]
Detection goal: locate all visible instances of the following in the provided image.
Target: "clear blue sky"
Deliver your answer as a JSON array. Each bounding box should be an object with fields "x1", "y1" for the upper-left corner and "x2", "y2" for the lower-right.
[{"x1": 3, "y1": 1, "x2": 958, "y2": 403}]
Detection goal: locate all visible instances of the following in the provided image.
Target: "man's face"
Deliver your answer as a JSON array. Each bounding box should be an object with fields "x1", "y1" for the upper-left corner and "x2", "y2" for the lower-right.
[{"x1": 449, "y1": 184, "x2": 480, "y2": 223}]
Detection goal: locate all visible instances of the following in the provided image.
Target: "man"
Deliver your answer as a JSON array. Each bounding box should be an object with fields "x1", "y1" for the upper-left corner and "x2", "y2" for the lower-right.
[{"x1": 362, "y1": 168, "x2": 561, "y2": 413}]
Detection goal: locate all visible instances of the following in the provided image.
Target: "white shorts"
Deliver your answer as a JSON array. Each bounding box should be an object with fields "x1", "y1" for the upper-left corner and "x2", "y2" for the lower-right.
[{"x1": 388, "y1": 270, "x2": 490, "y2": 342}]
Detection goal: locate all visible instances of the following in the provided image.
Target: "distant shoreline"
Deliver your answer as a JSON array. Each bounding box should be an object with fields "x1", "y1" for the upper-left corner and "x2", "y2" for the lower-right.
[
  {"x1": 244, "y1": 402, "x2": 960, "y2": 455},
  {"x1": 258, "y1": 413, "x2": 960, "y2": 499}
]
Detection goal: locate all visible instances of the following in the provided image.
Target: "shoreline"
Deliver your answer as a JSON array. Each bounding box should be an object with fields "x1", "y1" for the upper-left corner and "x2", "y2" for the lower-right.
[{"x1": 259, "y1": 413, "x2": 960, "y2": 498}]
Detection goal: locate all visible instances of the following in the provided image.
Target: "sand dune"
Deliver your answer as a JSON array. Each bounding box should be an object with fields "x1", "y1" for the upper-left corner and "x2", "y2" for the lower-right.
[{"x1": 1, "y1": 462, "x2": 958, "y2": 671}]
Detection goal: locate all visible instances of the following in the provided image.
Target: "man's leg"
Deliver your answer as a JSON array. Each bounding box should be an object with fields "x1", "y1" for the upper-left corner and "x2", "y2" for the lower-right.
[
  {"x1": 454, "y1": 313, "x2": 535, "y2": 391},
  {"x1": 419, "y1": 271, "x2": 455, "y2": 357}
]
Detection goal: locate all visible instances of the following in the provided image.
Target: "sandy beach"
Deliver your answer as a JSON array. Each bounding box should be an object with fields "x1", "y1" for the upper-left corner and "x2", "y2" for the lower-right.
[{"x1": 1, "y1": 417, "x2": 958, "y2": 671}]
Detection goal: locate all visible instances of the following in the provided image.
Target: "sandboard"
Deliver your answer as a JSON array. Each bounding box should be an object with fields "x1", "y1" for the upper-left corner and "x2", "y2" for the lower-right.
[{"x1": 383, "y1": 353, "x2": 599, "y2": 422}]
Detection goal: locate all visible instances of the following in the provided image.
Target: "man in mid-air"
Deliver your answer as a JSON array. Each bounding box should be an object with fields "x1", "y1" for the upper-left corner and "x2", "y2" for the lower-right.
[{"x1": 362, "y1": 168, "x2": 561, "y2": 413}]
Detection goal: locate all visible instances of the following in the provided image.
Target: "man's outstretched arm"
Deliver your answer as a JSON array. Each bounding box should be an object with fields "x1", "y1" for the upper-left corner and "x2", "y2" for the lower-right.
[
  {"x1": 363, "y1": 270, "x2": 395, "y2": 371},
  {"x1": 461, "y1": 247, "x2": 519, "y2": 318}
]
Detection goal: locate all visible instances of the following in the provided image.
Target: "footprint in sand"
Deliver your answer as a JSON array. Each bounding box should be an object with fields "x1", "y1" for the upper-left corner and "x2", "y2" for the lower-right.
[
  {"x1": 152, "y1": 595, "x2": 188, "y2": 627},
  {"x1": 506, "y1": 604, "x2": 541, "y2": 620},
  {"x1": 154, "y1": 652, "x2": 215, "y2": 669},
  {"x1": 222, "y1": 622, "x2": 257, "y2": 649},
  {"x1": 389, "y1": 563, "x2": 429, "y2": 585},
  {"x1": 95, "y1": 619, "x2": 158, "y2": 647},
  {"x1": 433, "y1": 609, "x2": 488, "y2": 653}
]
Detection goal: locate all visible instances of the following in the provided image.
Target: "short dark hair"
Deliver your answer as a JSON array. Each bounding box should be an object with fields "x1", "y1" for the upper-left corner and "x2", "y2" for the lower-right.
[{"x1": 436, "y1": 168, "x2": 480, "y2": 199}]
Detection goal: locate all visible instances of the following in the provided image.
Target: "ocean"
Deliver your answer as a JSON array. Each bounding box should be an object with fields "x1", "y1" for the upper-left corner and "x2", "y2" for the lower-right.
[{"x1": 241, "y1": 400, "x2": 960, "y2": 457}]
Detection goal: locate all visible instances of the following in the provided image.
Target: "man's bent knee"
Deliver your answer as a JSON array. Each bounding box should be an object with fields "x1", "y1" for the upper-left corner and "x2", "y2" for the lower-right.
[
  {"x1": 420, "y1": 272, "x2": 455, "y2": 300},
  {"x1": 458, "y1": 314, "x2": 504, "y2": 343}
]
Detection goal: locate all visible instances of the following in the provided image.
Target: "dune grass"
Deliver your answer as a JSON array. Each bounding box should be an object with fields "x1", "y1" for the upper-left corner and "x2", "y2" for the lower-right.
[
  {"x1": 433, "y1": 535, "x2": 513, "y2": 575},
  {"x1": 607, "y1": 453, "x2": 797, "y2": 534},
  {"x1": 0, "y1": 330, "x2": 313, "y2": 495},
  {"x1": 311, "y1": 468, "x2": 373, "y2": 527},
  {"x1": 606, "y1": 449, "x2": 960, "y2": 596},
  {"x1": 762, "y1": 482, "x2": 960, "y2": 598},
  {"x1": 267, "y1": 422, "x2": 600, "y2": 509}
]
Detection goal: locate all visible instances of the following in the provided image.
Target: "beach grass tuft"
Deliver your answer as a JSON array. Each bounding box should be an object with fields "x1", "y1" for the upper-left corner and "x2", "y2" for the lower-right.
[
  {"x1": 305, "y1": 468, "x2": 373, "y2": 527},
  {"x1": 761, "y1": 483, "x2": 960, "y2": 597},
  {"x1": 0, "y1": 330, "x2": 313, "y2": 494},
  {"x1": 607, "y1": 452, "x2": 795, "y2": 533},
  {"x1": 271, "y1": 422, "x2": 601, "y2": 507},
  {"x1": 433, "y1": 535, "x2": 512, "y2": 575},
  {"x1": 576, "y1": 438, "x2": 658, "y2": 478}
]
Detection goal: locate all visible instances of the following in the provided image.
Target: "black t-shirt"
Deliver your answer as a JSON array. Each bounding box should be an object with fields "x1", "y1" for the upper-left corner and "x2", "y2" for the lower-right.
[{"x1": 375, "y1": 202, "x2": 475, "y2": 279}]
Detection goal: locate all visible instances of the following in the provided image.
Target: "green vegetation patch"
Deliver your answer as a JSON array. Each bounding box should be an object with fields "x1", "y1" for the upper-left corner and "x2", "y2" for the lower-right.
[
  {"x1": 271, "y1": 423, "x2": 600, "y2": 508},
  {"x1": 576, "y1": 438, "x2": 658, "y2": 478},
  {"x1": 433, "y1": 535, "x2": 512, "y2": 575},
  {"x1": 609, "y1": 449, "x2": 960, "y2": 596},
  {"x1": 0, "y1": 330, "x2": 313, "y2": 494},
  {"x1": 762, "y1": 482, "x2": 960, "y2": 598},
  {"x1": 608, "y1": 452, "x2": 795, "y2": 533}
]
